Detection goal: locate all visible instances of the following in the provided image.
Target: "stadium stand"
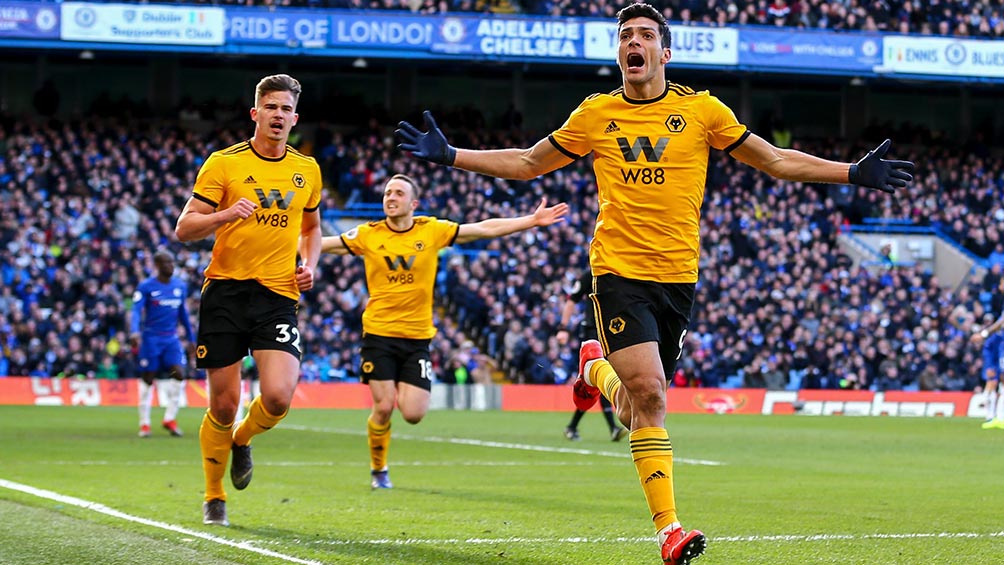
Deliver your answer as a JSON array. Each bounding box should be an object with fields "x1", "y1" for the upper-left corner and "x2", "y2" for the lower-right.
[{"x1": 1, "y1": 101, "x2": 1002, "y2": 392}]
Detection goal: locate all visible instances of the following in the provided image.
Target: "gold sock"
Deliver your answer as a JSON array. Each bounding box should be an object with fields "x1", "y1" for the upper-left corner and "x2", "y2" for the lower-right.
[
  {"x1": 590, "y1": 359, "x2": 622, "y2": 408},
  {"x1": 232, "y1": 396, "x2": 286, "y2": 447},
  {"x1": 367, "y1": 415, "x2": 391, "y2": 471},
  {"x1": 200, "y1": 410, "x2": 233, "y2": 502},
  {"x1": 630, "y1": 427, "x2": 678, "y2": 532}
]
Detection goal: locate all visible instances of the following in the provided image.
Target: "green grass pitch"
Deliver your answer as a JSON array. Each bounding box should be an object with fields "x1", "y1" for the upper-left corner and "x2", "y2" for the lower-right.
[{"x1": 1, "y1": 405, "x2": 1003, "y2": 564}]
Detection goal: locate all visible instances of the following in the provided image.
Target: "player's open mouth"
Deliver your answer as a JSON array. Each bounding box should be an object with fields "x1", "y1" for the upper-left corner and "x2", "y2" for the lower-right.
[
  {"x1": 627, "y1": 53, "x2": 644, "y2": 68},
  {"x1": 269, "y1": 121, "x2": 283, "y2": 132}
]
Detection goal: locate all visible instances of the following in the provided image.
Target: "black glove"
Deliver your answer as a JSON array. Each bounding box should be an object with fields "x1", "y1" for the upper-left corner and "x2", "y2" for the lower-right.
[
  {"x1": 395, "y1": 110, "x2": 457, "y2": 166},
  {"x1": 848, "y1": 139, "x2": 914, "y2": 194}
]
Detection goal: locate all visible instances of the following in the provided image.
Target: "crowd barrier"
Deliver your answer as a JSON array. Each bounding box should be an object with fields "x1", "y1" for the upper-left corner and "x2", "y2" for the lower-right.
[{"x1": 0, "y1": 377, "x2": 983, "y2": 418}]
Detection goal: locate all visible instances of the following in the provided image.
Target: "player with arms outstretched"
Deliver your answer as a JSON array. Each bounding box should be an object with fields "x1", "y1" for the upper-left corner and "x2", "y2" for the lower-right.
[
  {"x1": 320, "y1": 174, "x2": 567, "y2": 488},
  {"x1": 396, "y1": 4, "x2": 914, "y2": 561}
]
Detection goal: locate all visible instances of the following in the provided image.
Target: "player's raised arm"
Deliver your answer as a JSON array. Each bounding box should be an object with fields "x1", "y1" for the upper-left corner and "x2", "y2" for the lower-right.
[
  {"x1": 395, "y1": 110, "x2": 573, "y2": 181},
  {"x1": 455, "y1": 198, "x2": 568, "y2": 244},
  {"x1": 730, "y1": 133, "x2": 915, "y2": 193},
  {"x1": 319, "y1": 234, "x2": 351, "y2": 255}
]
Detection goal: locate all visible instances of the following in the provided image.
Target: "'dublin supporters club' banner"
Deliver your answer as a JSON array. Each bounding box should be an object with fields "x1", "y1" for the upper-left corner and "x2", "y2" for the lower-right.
[{"x1": 0, "y1": 377, "x2": 984, "y2": 417}]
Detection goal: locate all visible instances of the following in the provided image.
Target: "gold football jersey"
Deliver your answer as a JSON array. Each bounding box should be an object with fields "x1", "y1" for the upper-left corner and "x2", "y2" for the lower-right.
[
  {"x1": 193, "y1": 141, "x2": 323, "y2": 300},
  {"x1": 549, "y1": 82, "x2": 748, "y2": 283},
  {"x1": 341, "y1": 216, "x2": 459, "y2": 339}
]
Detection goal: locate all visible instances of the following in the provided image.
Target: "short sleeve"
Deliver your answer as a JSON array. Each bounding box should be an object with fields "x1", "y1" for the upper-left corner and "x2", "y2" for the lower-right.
[
  {"x1": 193, "y1": 152, "x2": 226, "y2": 208},
  {"x1": 340, "y1": 223, "x2": 366, "y2": 256},
  {"x1": 434, "y1": 218, "x2": 460, "y2": 249},
  {"x1": 548, "y1": 96, "x2": 595, "y2": 160},
  {"x1": 703, "y1": 95, "x2": 748, "y2": 152},
  {"x1": 304, "y1": 159, "x2": 323, "y2": 212}
]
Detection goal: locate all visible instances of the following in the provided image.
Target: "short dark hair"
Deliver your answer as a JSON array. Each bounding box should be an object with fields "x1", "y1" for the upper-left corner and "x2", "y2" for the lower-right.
[
  {"x1": 255, "y1": 74, "x2": 301, "y2": 107},
  {"x1": 388, "y1": 173, "x2": 421, "y2": 201},
  {"x1": 616, "y1": 3, "x2": 671, "y2": 49},
  {"x1": 153, "y1": 249, "x2": 173, "y2": 264}
]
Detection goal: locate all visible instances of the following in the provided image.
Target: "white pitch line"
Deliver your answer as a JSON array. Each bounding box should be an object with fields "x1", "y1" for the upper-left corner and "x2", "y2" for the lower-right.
[
  {"x1": 264, "y1": 460, "x2": 606, "y2": 467},
  {"x1": 0, "y1": 478, "x2": 323, "y2": 565},
  {"x1": 715, "y1": 531, "x2": 1004, "y2": 542},
  {"x1": 283, "y1": 424, "x2": 725, "y2": 466},
  {"x1": 263, "y1": 531, "x2": 1004, "y2": 547},
  {"x1": 3, "y1": 476, "x2": 999, "y2": 555},
  {"x1": 38, "y1": 460, "x2": 613, "y2": 468}
]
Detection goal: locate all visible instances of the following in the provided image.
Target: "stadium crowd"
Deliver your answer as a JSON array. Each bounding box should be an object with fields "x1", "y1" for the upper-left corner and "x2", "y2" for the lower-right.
[
  {"x1": 158, "y1": 0, "x2": 1004, "y2": 38},
  {"x1": 1, "y1": 102, "x2": 1003, "y2": 393}
]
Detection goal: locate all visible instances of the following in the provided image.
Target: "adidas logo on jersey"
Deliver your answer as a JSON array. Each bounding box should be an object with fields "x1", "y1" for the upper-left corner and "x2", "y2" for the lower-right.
[
  {"x1": 604, "y1": 121, "x2": 620, "y2": 134},
  {"x1": 243, "y1": 175, "x2": 256, "y2": 184}
]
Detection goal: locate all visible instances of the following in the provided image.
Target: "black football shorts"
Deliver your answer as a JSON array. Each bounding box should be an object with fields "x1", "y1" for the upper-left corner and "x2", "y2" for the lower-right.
[
  {"x1": 590, "y1": 274, "x2": 695, "y2": 378},
  {"x1": 196, "y1": 279, "x2": 301, "y2": 369},
  {"x1": 359, "y1": 333, "x2": 433, "y2": 392}
]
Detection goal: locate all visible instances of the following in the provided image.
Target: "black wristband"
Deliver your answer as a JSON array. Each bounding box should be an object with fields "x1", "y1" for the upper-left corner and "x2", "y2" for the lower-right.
[{"x1": 848, "y1": 163, "x2": 859, "y2": 185}]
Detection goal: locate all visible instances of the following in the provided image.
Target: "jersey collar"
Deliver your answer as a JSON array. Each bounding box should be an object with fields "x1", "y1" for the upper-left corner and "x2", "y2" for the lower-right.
[
  {"x1": 621, "y1": 81, "x2": 670, "y2": 105},
  {"x1": 248, "y1": 139, "x2": 287, "y2": 162}
]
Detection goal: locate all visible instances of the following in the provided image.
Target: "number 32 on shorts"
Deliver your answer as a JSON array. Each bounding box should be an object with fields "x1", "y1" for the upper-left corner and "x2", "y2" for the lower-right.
[{"x1": 275, "y1": 323, "x2": 301, "y2": 353}]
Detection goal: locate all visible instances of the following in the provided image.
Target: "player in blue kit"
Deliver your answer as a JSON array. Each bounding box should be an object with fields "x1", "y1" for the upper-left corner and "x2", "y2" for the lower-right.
[
  {"x1": 972, "y1": 312, "x2": 1004, "y2": 429},
  {"x1": 131, "y1": 250, "x2": 196, "y2": 438}
]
